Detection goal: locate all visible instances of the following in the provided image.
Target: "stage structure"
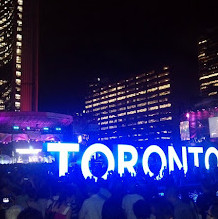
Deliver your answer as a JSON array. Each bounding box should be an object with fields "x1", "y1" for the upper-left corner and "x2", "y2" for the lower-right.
[
  {"x1": 180, "y1": 107, "x2": 218, "y2": 144},
  {"x1": 0, "y1": 112, "x2": 73, "y2": 163}
]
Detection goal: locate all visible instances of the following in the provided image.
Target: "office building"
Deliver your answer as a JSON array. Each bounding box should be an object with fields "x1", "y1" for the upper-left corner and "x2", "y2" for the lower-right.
[
  {"x1": 198, "y1": 27, "x2": 218, "y2": 97},
  {"x1": 0, "y1": 0, "x2": 38, "y2": 112},
  {"x1": 85, "y1": 66, "x2": 174, "y2": 147}
]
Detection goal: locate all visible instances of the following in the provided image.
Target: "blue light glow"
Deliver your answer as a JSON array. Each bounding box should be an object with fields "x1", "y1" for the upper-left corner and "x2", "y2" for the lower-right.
[
  {"x1": 45, "y1": 143, "x2": 218, "y2": 179},
  {"x1": 55, "y1": 127, "x2": 61, "y2": 131},
  {"x1": 43, "y1": 127, "x2": 49, "y2": 131},
  {"x1": 13, "y1": 126, "x2": 19, "y2": 130},
  {"x1": 26, "y1": 127, "x2": 31, "y2": 130},
  {"x1": 118, "y1": 144, "x2": 138, "y2": 176},
  {"x1": 81, "y1": 143, "x2": 115, "y2": 180}
]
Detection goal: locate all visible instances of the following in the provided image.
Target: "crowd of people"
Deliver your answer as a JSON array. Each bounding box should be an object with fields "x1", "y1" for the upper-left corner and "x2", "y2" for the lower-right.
[{"x1": 0, "y1": 163, "x2": 218, "y2": 219}]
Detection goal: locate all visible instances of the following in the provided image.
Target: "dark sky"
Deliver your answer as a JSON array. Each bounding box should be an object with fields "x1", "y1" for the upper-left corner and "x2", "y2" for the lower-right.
[{"x1": 38, "y1": 0, "x2": 218, "y2": 114}]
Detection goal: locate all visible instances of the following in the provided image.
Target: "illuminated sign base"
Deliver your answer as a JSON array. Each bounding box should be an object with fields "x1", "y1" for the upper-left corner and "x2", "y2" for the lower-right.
[{"x1": 47, "y1": 143, "x2": 218, "y2": 180}]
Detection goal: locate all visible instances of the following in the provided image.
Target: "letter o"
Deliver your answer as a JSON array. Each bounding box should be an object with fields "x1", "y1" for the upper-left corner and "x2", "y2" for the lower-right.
[
  {"x1": 205, "y1": 147, "x2": 218, "y2": 170},
  {"x1": 81, "y1": 143, "x2": 115, "y2": 180},
  {"x1": 142, "y1": 145, "x2": 167, "y2": 178}
]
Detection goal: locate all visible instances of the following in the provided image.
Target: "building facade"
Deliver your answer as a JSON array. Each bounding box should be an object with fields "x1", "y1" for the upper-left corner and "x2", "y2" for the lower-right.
[
  {"x1": 198, "y1": 27, "x2": 218, "y2": 97},
  {"x1": 85, "y1": 66, "x2": 174, "y2": 147},
  {"x1": 0, "y1": 0, "x2": 38, "y2": 112}
]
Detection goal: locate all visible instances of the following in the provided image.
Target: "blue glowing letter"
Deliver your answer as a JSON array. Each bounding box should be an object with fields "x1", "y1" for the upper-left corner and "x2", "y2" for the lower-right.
[
  {"x1": 81, "y1": 143, "x2": 115, "y2": 180},
  {"x1": 188, "y1": 147, "x2": 203, "y2": 167},
  {"x1": 118, "y1": 144, "x2": 138, "y2": 176},
  {"x1": 47, "y1": 143, "x2": 79, "y2": 177},
  {"x1": 182, "y1": 146, "x2": 188, "y2": 174},
  {"x1": 168, "y1": 146, "x2": 183, "y2": 173},
  {"x1": 142, "y1": 145, "x2": 167, "y2": 178},
  {"x1": 205, "y1": 147, "x2": 218, "y2": 170}
]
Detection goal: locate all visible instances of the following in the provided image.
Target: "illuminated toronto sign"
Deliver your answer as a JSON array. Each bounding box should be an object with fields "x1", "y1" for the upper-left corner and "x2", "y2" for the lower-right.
[{"x1": 47, "y1": 143, "x2": 218, "y2": 179}]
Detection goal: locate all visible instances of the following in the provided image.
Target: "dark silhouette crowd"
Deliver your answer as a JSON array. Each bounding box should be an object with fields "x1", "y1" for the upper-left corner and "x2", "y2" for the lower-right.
[{"x1": 0, "y1": 163, "x2": 218, "y2": 219}]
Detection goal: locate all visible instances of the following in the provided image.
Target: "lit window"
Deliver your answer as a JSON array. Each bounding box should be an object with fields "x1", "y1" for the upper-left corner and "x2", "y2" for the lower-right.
[
  {"x1": 109, "y1": 115, "x2": 116, "y2": 118},
  {"x1": 101, "y1": 121, "x2": 108, "y2": 125},
  {"x1": 15, "y1": 94, "x2": 21, "y2": 100},
  {"x1": 201, "y1": 80, "x2": 218, "y2": 86},
  {"x1": 94, "y1": 107, "x2": 102, "y2": 112},
  {"x1": 16, "y1": 48, "x2": 21, "y2": 55},
  {"x1": 118, "y1": 112, "x2": 126, "y2": 117},
  {"x1": 16, "y1": 34, "x2": 22, "y2": 41},
  {"x1": 159, "y1": 98, "x2": 168, "y2": 103},
  {"x1": 198, "y1": 39, "x2": 207, "y2": 44},
  {"x1": 159, "y1": 84, "x2": 170, "y2": 90},
  {"x1": 148, "y1": 106, "x2": 158, "y2": 111},
  {"x1": 127, "y1": 93, "x2": 135, "y2": 98},
  {"x1": 101, "y1": 116, "x2": 108, "y2": 120},
  {"x1": 17, "y1": 6, "x2": 23, "y2": 12},
  {"x1": 147, "y1": 87, "x2": 158, "y2": 93},
  {"x1": 159, "y1": 78, "x2": 170, "y2": 84},
  {"x1": 109, "y1": 125, "x2": 117, "y2": 129},
  {"x1": 16, "y1": 63, "x2": 21, "y2": 69},
  {"x1": 158, "y1": 72, "x2": 169, "y2": 78},
  {"x1": 17, "y1": 27, "x2": 22, "y2": 32},
  {"x1": 148, "y1": 119, "x2": 159, "y2": 123},
  {"x1": 127, "y1": 110, "x2": 136, "y2": 115},
  {"x1": 147, "y1": 94, "x2": 158, "y2": 99},
  {"x1": 109, "y1": 109, "x2": 117, "y2": 113},
  {"x1": 119, "y1": 107, "x2": 126, "y2": 111},
  {"x1": 101, "y1": 106, "x2": 108, "y2": 110},
  {"x1": 159, "y1": 91, "x2": 170, "y2": 96},
  {"x1": 109, "y1": 98, "x2": 116, "y2": 103},
  {"x1": 117, "y1": 96, "x2": 125, "y2": 101},
  {"x1": 208, "y1": 92, "x2": 217, "y2": 96},
  {"x1": 85, "y1": 104, "x2": 92, "y2": 109},
  {"x1": 200, "y1": 73, "x2": 218, "y2": 80},
  {"x1": 18, "y1": 0, "x2": 23, "y2": 5},
  {"x1": 16, "y1": 56, "x2": 21, "y2": 63},
  {"x1": 85, "y1": 100, "x2": 92, "y2": 104},
  {"x1": 109, "y1": 93, "x2": 116, "y2": 98},
  {"x1": 127, "y1": 105, "x2": 136, "y2": 109},
  {"x1": 138, "y1": 91, "x2": 146, "y2": 95},
  {"x1": 137, "y1": 121, "x2": 147, "y2": 125},
  {"x1": 160, "y1": 103, "x2": 171, "y2": 108},
  {"x1": 137, "y1": 103, "x2": 146, "y2": 107},
  {"x1": 101, "y1": 127, "x2": 108, "y2": 130},
  {"x1": 148, "y1": 100, "x2": 158, "y2": 105},
  {"x1": 15, "y1": 101, "x2": 20, "y2": 108},
  {"x1": 160, "y1": 116, "x2": 172, "y2": 121},
  {"x1": 16, "y1": 79, "x2": 21, "y2": 86},
  {"x1": 16, "y1": 41, "x2": 22, "y2": 47},
  {"x1": 17, "y1": 20, "x2": 22, "y2": 26},
  {"x1": 118, "y1": 91, "x2": 125, "y2": 95},
  {"x1": 137, "y1": 108, "x2": 147, "y2": 113}
]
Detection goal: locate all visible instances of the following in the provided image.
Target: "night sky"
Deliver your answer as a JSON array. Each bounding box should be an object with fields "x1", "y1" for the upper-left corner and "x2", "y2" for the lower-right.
[{"x1": 38, "y1": 0, "x2": 218, "y2": 114}]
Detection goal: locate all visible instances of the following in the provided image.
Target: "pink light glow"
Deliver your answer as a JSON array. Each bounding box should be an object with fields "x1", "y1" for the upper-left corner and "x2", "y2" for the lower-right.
[{"x1": 186, "y1": 113, "x2": 190, "y2": 119}]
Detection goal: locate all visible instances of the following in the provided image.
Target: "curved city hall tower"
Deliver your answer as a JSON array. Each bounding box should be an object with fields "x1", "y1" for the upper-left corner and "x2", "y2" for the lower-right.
[{"x1": 0, "y1": 0, "x2": 38, "y2": 112}]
